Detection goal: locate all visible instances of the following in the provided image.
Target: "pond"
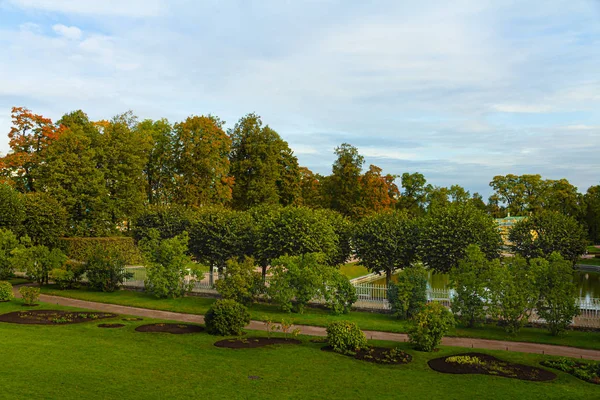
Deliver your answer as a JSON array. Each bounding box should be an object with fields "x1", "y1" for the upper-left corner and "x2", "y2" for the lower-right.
[{"x1": 370, "y1": 269, "x2": 600, "y2": 301}]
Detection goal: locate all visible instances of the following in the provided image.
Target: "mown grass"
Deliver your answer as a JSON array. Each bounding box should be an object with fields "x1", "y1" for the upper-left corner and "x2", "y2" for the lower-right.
[
  {"x1": 39, "y1": 286, "x2": 600, "y2": 351},
  {"x1": 586, "y1": 245, "x2": 600, "y2": 254},
  {"x1": 0, "y1": 300, "x2": 597, "y2": 400},
  {"x1": 577, "y1": 258, "x2": 600, "y2": 266},
  {"x1": 338, "y1": 262, "x2": 369, "y2": 279}
]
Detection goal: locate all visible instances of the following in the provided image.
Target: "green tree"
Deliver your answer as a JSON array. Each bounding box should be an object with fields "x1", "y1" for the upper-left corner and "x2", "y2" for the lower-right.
[
  {"x1": 584, "y1": 185, "x2": 600, "y2": 243},
  {"x1": 229, "y1": 113, "x2": 300, "y2": 209},
  {"x1": 173, "y1": 115, "x2": 233, "y2": 207},
  {"x1": 214, "y1": 256, "x2": 263, "y2": 305},
  {"x1": 0, "y1": 229, "x2": 21, "y2": 279},
  {"x1": 489, "y1": 174, "x2": 526, "y2": 215},
  {"x1": 544, "y1": 179, "x2": 582, "y2": 218},
  {"x1": 489, "y1": 255, "x2": 540, "y2": 334},
  {"x1": 138, "y1": 118, "x2": 176, "y2": 205},
  {"x1": 315, "y1": 208, "x2": 353, "y2": 266},
  {"x1": 22, "y1": 192, "x2": 67, "y2": 247},
  {"x1": 397, "y1": 172, "x2": 427, "y2": 216},
  {"x1": 509, "y1": 211, "x2": 587, "y2": 264},
  {"x1": 419, "y1": 204, "x2": 502, "y2": 273},
  {"x1": 12, "y1": 245, "x2": 67, "y2": 286},
  {"x1": 353, "y1": 211, "x2": 418, "y2": 283},
  {"x1": 535, "y1": 253, "x2": 579, "y2": 336},
  {"x1": 0, "y1": 183, "x2": 25, "y2": 235},
  {"x1": 132, "y1": 204, "x2": 196, "y2": 242},
  {"x1": 324, "y1": 143, "x2": 364, "y2": 218},
  {"x1": 450, "y1": 245, "x2": 496, "y2": 328},
  {"x1": 140, "y1": 230, "x2": 193, "y2": 299},
  {"x1": 387, "y1": 264, "x2": 428, "y2": 319},
  {"x1": 298, "y1": 167, "x2": 325, "y2": 208}
]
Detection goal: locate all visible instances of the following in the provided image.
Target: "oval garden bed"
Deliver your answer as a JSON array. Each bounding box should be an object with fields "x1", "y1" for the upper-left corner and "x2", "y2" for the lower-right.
[
  {"x1": 322, "y1": 346, "x2": 412, "y2": 365},
  {"x1": 215, "y1": 337, "x2": 301, "y2": 349},
  {"x1": 541, "y1": 358, "x2": 600, "y2": 385},
  {"x1": 428, "y1": 353, "x2": 556, "y2": 382},
  {"x1": 0, "y1": 310, "x2": 117, "y2": 325},
  {"x1": 135, "y1": 323, "x2": 204, "y2": 334}
]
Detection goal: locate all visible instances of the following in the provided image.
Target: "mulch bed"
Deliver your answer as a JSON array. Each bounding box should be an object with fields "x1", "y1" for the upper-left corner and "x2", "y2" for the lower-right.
[
  {"x1": 0, "y1": 310, "x2": 117, "y2": 325},
  {"x1": 214, "y1": 337, "x2": 301, "y2": 349},
  {"x1": 428, "y1": 352, "x2": 556, "y2": 382},
  {"x1": 135, "y1": 323, "x2": 204, "y2": 334},
  {"x1": 98, "y1": 323, "x2": 125, "y2": 328},
  {"x1": 321, "y1": 346, "x2": 412, "y2": 365}
]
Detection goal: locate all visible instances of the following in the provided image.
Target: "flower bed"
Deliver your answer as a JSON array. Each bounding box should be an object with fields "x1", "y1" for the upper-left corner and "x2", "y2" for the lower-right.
[{"x1": 541, "y1": 358, "x2": 600, "y2": 384}]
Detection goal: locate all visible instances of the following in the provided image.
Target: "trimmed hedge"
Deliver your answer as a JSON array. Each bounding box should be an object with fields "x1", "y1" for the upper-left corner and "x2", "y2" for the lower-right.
[{"x1": 59, "y1": 237, "x2": 143, "y2": 265}]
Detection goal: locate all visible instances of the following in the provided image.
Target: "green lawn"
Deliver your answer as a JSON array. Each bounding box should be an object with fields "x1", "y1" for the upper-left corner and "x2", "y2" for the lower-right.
[
  {"x1": 586, "y1": 245, "x2": 600, "y2": 254},
  {"x1": 6, "y1": 278, "x2": 30, "y2": 285},
  {"x1": 577, "y1": 258, "x2": 600, "y2": 266},
  {"x1": 339, "y1": 262, "x2": 369, "y2": 279},
  {"x1": 0, "y1": 300, "x2": 597, "y2": 400},
  {"x1": 40, "y1": 286, "x2": 600, "y2": 351}
]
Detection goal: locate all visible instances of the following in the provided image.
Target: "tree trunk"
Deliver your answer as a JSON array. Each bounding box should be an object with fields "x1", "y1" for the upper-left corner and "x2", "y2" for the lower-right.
[{"x1": 386, "y1": 269, "x2": 392, "y2": 285}]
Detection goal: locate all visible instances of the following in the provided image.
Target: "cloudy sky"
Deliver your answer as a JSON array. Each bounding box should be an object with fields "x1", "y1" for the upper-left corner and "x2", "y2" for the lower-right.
[{"x1": 1, "y1": 0, "x2": 599, "y2": 197}]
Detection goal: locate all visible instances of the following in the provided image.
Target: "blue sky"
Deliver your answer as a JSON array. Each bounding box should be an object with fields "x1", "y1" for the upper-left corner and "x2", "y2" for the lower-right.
[{"x1": 0, "y1": 0, "x2": 599, "y2": 197}]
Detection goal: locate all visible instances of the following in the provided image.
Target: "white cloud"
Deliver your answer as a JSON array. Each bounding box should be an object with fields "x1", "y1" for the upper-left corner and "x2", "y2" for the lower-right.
[
  {"x1": 52, "y1": 24, "x2": 81, "y2": 40},
  {"x1": 8, "y1": 0, "x2": 163, "y2": 17},
  {"x1": 491, "y1": 104, "x2": 553, "y2": 113}
]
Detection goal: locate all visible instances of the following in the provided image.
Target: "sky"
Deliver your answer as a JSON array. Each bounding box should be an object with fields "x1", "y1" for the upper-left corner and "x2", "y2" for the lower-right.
[{"x1": 0, "y1": 0, "x2": 599, "y2": 197}]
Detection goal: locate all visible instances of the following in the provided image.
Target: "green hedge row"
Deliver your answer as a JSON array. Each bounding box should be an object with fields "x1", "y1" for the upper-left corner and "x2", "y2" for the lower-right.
[{"x1": 59, "y1": 237, "x2": 143, "y2": 265}]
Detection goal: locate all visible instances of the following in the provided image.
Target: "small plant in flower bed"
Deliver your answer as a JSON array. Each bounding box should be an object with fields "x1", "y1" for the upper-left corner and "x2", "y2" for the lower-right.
[
  {"x1": 19, "y1": 286, "x2": 40, "y2": 306},
  {"x1": 326, "y1": 321, "x2": 367, "y2": 355},
  {"x1": 0, "y1": 281, "x2": 14, "y2": 302},
  {"x1": 205, "y1": 299, "x2": 251, "y2": 336},
  {"x1": 446, "y1": 355, "x2": 485, "y2": 366},
  {"x1": 0, "y1": 310, "x2": 117, "y2": 325},
  {"x1": 541, "y1": 358, "x2": 600, "y2": 384},
  {"x1": 355, "y1": 347, "x2": 412, "y2": 365}
]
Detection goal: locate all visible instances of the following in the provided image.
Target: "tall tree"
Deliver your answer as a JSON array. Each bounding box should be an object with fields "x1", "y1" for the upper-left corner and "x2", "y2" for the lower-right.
[
  {"x1": 489, "y1": 174, "x2": 526, "y2": 215},
  {"x1": 584, "y1": 185, "x2": 600, "y2": 244},
  {"x1": 229, "y1": 113, "x2": 300, "y2": 209},
  {"x1": 0, "y1": 183, "x2": 25, "y2": 235},
  {"x1": 0, "y1": 107, "x2": 64, "y2": 192},
  {"x1": 173, "y1": 115, "x2": 233, "y2": 207},
  {"x1": 544, "y1": 178, "x2": 582, "y2": 218},
  {"x1": 397, "y1": 172, "x2": 427, "y2": 216},
  {"x1": 325, "y1": 143, "x2": 364, "y2": 218},
  {"x1": 138, "y1": 119, "x2": 176, "y2": 206},
  {"x1": 298, "y1": 167, "x2": 325, "y2": 208},
  {"x1": 358, "y1": 165, "x2": 399, "y2": 214}
]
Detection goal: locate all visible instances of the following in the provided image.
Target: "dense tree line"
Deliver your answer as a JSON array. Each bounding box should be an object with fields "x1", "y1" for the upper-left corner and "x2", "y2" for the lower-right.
[{"x1": 1, "y1": 106, "x2": 599, "y2": 244}]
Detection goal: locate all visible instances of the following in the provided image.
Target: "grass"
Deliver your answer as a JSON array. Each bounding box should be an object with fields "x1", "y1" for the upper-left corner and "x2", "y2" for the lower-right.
[
  {"x1": 339, "y1": 262, "x2": 369, "y2": 279},
  {"x1": 39, "y1": 286, "x2": 600, "y2": 351},
  {"x1": 6, "y1": 278, "x2": 30, "y2": 285},
  {"x1": 577, "y1": 258, "x2": 600, "y2": 266},
  {"x1": 586, "y1": 246, "x2": 600, "y2": 254},
  {"x1": 0, "y1": 300, "x2": 597, "y2": 399}
]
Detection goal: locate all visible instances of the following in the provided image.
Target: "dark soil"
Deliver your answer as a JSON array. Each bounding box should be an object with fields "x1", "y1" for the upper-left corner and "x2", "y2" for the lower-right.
[
  {"x1": 0, "y1": 310, "x2": 117, "y2": 325},
  {"x1": 428, "y1": 352, "x2": 556, "y2": 382},
  {"x1": 309, "y1": 338, "x2": 328, "y2": 343},
  {"x1": 135, "y1": 323, "x2": 204, "y2": 334},
  {"x1": 122, "y1": 318, "x2": 143, "y2": 321},
  {"x1": 98, "y1": 323, "x2": 125, "y2": 328},
  {"x1": 322, "y1": 346, "x2": 412, "y2": 365},
  {"x1": 214, "y1": 337, "x2": 301, "y2": 349}
]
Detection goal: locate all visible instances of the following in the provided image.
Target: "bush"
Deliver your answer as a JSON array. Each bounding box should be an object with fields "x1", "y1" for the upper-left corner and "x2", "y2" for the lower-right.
[
  {"x1": 204, "y1": 299, "x2": 250, "y2": 336},
  {"x1": 214, "y1": 256, "x2": 264, "y2": 305},
  {"x1": 0, "y1": 229, "x2": 20, "y2": 279},
  {"x1": 326, "y1": 321, "x2": 367, "y2": 355},
  {"x1": 323, "y1": 271, "x2": 357, "y2": 315},
  {"x1": 536, "y1": 253, "x2": 580, "y2": 336},
  {"x1": 85, "y1": 249, "x2": 133, "y2": 292},
  {"x1": 0, "y1": 281, "x2": 14, "y2": 302},
  {"x1": 140, "y1": 230, "x2": 194, "y2": 298},
  {"x1": 408, "y1": 302, "x2": 455, "y2": 352},
  {"x1": 49, "y1": 260, "x2": 85, "y2": 289},
  {"x1": 60, "y1": 237, "x2": 142, "y2": 264},
  {"x1": 11, "y1": 245, "x2": 67, "y2": 286},
  {"x1": 19, "y1": 286, "x2": 40, "y2": 306},
  {"x1": 387, "y1": 264, "x2": 427, "y2": 319}
]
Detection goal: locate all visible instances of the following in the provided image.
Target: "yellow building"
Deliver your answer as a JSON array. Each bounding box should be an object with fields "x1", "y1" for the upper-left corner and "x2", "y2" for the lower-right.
[{"x1": 495, "y1": 216, "x2": 527, "y2": 246}]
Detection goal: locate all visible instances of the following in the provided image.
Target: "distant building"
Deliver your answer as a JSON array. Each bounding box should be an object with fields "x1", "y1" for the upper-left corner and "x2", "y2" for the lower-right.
[{"x1": 495, "y1": 216, "x2": 527, "y2": 247}]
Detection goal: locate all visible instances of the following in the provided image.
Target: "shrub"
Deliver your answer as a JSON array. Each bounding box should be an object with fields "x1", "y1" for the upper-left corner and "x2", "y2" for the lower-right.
[
  {"x1": 19, "y1": 286, "x2": 40, "y2": 306},
  {"x1": 326, "y1": 321, "x2": 367, "y2": 355},
  {"x1": 323, "y1": 271, "x2": 357, "y2": 315},
  {"x1": 204, "y1": 299, "x2": 250, "y2": 336},
  {"x1": 140, "y1": 230, "x2": 194, "y2": 298},
  {"x1": 387, "y1": 264, "x2": 428, "y2": 319},
  {"x1": 542, "y1": 358, "x2": 600, "y2": 384},
  {"x1": 450, "y1": 245, "x2": 495, "y2": 327},
  {"x1": 214, "y1": 256, "x2": 264, "y2": 305},
  {"x1": 59, "y1": 237, "x2": 142, "y2": 264},
  {"x1": 408, "y1": 302, "x2": 455, "y2": 352},
  {"x1": 49, "y1": 260, "x2": 85, "y2": 289},
  {"x1": 0, "y1": 281, "x2": 14, "y2": 302},
  {"x1": 536, "y1": 253, "x2": 579, "y2": 336},
  {"x1": 0, "y1": 229, "x2": 20, "y2": 279},
  {"x1": 11, "y1": 245, "x2": 67, "y2": 286},
  {"x1": 85, "y1": 249, "x2": 133, "y2": 292}
]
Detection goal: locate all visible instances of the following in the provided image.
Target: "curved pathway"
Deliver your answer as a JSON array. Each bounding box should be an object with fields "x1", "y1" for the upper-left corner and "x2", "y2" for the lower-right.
[{"x1": 11, "y1": 288, "x2": 600, "y2": 361}]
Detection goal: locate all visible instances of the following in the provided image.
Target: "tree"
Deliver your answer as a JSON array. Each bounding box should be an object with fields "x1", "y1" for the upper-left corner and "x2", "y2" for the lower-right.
[
  {"x1": 214, "y1": 256, "x2": 263, "y2": 305},
  {"x1": 140, "y1": 230, "x2": 194, "y2": 299},
  {"x1": 450, "y1": 245, "x2": 496, "y2": 328},
  {"x1": 0, "y1": 183, "x2": 25, "y2": 235},
  {"x1": 173, "y1": 115, "x2": 233, "y2": 207},
  {"x1": 22, "y1": 192, "x2": 67, "y2": 247},
  {"x1": 324, "y1": 143, "x2": 364, "y2": 218},
  {"x1": 387, "y1": 264, "x2": 428, "y2": 319},
  {"x1": 489, "y1": 174, "x2": 526, "y2": 216},
  {"x1": 229, "y1": 113, "x2": 299, "y2": 209},
  {"x1": 489, "y1": 255, "x2": 540, "y2": 334},
  {"x1": 12, "y1": 245, "x2": 67, "y2": 286},
  {"x1": 298, "y1": 167, "x2": 325, "y2": 208},
  {"x1": 509, "y1": 211, "x2": 587, "y2": 264},
  {"x1": 397, "y1": 172, "x2": 427, "y2": 216},
  {"x1": 315, "y1": 208, "x2": 353, "y2": 266},
  {"x1": 138, "y1": 119, "x2": 176, "y2": 205},
  {"x1": 584, "y1": 185, "x2": 600, "y2": 244},
  {"x1": 358, "y1": 165, "x2": 399, "y2": 214},
  {"x1": 0, "y1": 107, "x2": 64, "y2": 192},
  {"x1": 535, "y1": 253, "x2": 579, "y2": 336},
  {"x1": 0, "y1": 229, "x2": 20, "y2": 279},
  {"x1": 353, "y1": 211, "x2": 418, "y2": 283},
  {"x1": 254, "y1": 206, "x2": 337, "y2": 277},
  {"x1": 132, "y1": 204, "x2": 196, "y2": 242},
  {"x1": 419, "y1": 204, "x2": 502, "y2": 273},
  {"x1": 544, "y1": 179, "x2": 582, "y2": 218}
]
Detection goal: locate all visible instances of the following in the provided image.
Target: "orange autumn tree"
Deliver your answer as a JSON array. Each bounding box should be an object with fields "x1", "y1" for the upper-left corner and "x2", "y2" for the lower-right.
[
  {"x1": 1, "y1": 107, "x2": 64, "y2": 192},
  {"x1": 358, "y1": 164, "x2": 400, "y2": 215}
]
